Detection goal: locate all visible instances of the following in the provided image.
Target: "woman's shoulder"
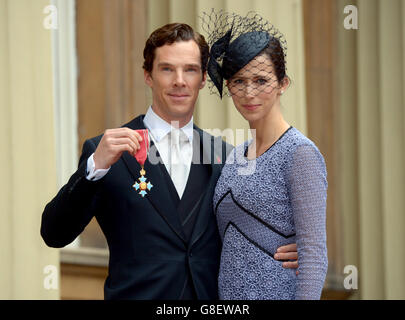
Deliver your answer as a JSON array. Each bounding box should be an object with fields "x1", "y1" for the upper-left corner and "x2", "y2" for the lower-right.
[
  {"x1": 284, "y1": 127, "x2": 323, "y2": 156},
  {"x1": 284, "y1": 127, "x2": 326, "y2": 172},
  {"x1": 284, "y1": 127, "x2": 313, "y2": 145}
]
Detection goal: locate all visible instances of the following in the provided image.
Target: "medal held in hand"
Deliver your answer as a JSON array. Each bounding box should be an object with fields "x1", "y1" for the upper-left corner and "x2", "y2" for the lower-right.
[{"x1": 132, "y1": 129, "x2": 153, "y2": 197}]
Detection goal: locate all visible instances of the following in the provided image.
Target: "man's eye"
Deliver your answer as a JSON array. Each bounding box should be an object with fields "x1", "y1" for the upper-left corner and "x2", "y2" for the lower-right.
[
  {"x1": 186, "y1": 68, "x2": 197, "y2": 72},
  {"x1": 162, "y1": 67, "x2": 172, "y2": 72}
]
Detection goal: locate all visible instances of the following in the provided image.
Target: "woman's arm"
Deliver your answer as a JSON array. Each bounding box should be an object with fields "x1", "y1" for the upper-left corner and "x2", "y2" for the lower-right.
[{"x1": 288, "y1": 144, "x2": 328, "y2": 300}]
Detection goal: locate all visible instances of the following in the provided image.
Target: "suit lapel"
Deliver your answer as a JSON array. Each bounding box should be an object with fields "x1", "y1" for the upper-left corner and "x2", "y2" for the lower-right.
[{"x1": 121, "y1": 115, "x2": 187, "y2": 244}]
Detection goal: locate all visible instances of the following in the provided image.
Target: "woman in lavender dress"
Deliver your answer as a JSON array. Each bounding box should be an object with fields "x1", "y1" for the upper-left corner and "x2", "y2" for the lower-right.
[{"x1": 203, "y1": 11, "x2": 328, "y2": 300}]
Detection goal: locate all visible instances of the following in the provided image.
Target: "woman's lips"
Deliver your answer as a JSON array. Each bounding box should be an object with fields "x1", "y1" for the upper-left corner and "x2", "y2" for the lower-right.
[{"x1": 242, "y1": 104, "x2": 260, "y2": 111}]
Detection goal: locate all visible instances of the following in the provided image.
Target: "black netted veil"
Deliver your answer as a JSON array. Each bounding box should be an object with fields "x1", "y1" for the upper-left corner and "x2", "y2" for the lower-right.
[{"x1": 199, "y1": 10, "x2": 287, "y2": 98}]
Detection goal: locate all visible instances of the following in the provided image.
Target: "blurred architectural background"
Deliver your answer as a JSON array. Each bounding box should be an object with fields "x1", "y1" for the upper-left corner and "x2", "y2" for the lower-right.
[{"x1": 0, "y1": 0, "x2": 404, "y2": 299}]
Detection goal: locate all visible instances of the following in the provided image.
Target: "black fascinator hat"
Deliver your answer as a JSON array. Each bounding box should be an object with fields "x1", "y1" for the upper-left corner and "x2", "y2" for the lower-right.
[{"x1": 200, "y1": 10, "x2": 287, "y2": 98}]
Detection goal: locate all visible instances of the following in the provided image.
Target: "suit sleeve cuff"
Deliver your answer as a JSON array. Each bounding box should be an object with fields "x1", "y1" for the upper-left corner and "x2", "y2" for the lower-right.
[{"x1": 86, "y1": 153, "x2": 110, "y2": 181}]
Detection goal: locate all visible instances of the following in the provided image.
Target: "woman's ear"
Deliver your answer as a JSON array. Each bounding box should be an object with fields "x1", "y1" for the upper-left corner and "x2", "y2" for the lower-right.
[{"x1": 279, "y1": 76, "x2": 290, "y2": 94}]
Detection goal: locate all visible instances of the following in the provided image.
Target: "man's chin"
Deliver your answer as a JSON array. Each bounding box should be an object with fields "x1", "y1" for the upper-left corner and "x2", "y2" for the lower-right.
[
  {"x1": 168, "y1": 109, "x2": 194, "y2": 123},
  {"x1": 167, "y1": 103, "x2": 194, "y2": 115}
]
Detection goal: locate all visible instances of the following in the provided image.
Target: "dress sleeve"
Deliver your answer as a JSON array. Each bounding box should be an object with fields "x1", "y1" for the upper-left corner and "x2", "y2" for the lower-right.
[{"x1": 287, "y1": 144, "x2": 328, "y2": 300}]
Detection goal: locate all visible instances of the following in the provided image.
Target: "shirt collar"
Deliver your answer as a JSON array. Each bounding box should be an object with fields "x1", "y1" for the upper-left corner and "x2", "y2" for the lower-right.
[{"x1": 143, "y1": 106, "x2": 194, "y2": 143}]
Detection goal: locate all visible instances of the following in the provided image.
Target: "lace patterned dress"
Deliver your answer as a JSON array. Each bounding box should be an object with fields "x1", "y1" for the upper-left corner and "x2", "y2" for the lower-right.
[{"x1": 213, "y1": 127, "x2": 328, "y2": 300}]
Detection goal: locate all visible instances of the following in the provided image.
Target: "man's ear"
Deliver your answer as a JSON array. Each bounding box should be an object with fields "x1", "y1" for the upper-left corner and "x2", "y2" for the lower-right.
[
  {"x1": 144, "y1": 69, "x2": 153, "y2": 88},
  {"x1": 199, "y1": 71, "x2": 207, "y2": 89}
]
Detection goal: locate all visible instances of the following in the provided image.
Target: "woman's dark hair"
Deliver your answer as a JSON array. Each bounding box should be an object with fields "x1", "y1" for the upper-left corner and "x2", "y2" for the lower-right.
[
  {"x1": 143, "y1": 23, "x2": 209, "y2": 74},
  {"x1": 261, "y1": 37, "x2": 287, "y2": 83}
]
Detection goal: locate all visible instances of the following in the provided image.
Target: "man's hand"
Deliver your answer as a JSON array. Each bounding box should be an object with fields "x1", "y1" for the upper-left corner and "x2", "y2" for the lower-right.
[
  {"x1": 274, "y1": 243, "x2": 299, "y2": 275},
  {"x1": 93, "y1": 128, "x2": 143, "y2": 170}
]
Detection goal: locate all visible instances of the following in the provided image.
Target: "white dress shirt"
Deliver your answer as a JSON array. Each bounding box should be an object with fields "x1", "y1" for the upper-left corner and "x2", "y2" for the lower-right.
[{"x1": 86, "y1": 106, "x2": 193, "y2": 197}]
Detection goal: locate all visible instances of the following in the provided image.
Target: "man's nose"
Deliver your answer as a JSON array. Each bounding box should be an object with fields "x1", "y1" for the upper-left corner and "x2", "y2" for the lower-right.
[{"x1": 173, "y1": 70, "x2": 186, "y2": 87}]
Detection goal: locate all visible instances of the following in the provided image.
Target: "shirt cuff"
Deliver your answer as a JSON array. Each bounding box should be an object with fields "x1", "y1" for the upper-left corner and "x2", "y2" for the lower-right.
[{"x1": 86, "y1": 153, "x2": 110, "y2": 181}]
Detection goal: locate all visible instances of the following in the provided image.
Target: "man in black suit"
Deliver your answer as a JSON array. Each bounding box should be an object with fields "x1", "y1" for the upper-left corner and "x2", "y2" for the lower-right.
[{"x1": 41, "y1": 23, "x2": 298, "y2": 299}]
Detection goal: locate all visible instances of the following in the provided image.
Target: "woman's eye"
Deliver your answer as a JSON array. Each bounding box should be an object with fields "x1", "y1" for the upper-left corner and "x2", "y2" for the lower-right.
[
  {"x1": 256, "y1": 78, "x2": 268, "y2": 85},
  {"x1": 233, "y1": 79, "x2": 244, "y2": 84}
]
